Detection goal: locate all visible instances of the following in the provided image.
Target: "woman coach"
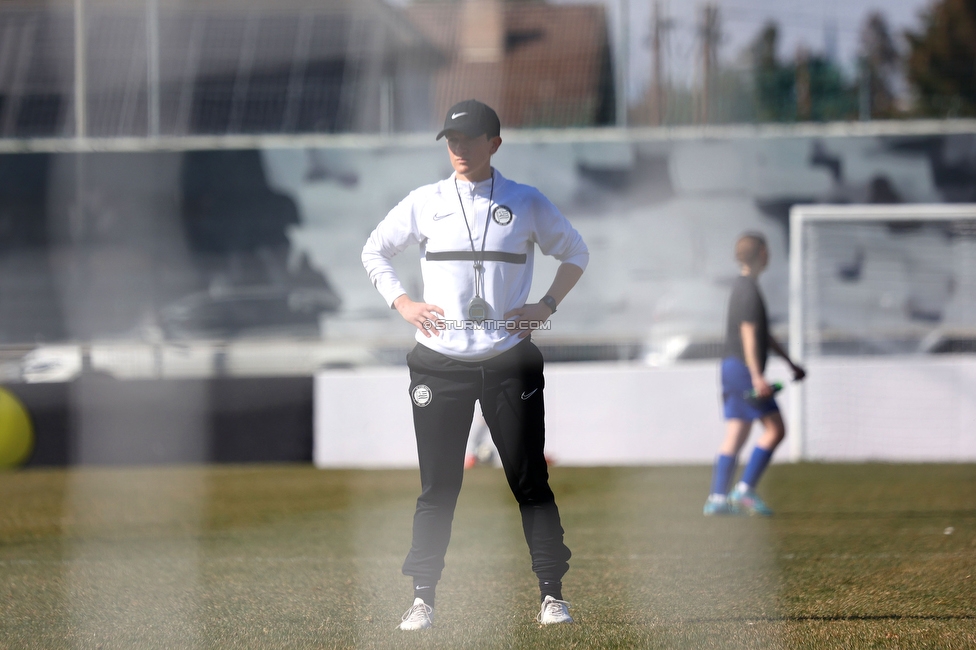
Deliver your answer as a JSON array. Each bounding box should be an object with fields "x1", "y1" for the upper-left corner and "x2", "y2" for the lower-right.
[{"x1": 362, "y1": 99, "x2": 589, "y2": 630}]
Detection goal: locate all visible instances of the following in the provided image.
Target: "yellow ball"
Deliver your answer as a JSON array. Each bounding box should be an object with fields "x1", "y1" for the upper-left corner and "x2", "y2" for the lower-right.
[{"x1": 0, "y1": 387, "x2": 33, "y2": 468}]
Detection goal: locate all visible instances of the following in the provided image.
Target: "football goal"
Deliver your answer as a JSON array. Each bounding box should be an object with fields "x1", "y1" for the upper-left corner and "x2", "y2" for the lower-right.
[{"x1": 788, "y1": 203, "x2": 976, "y2": 462}]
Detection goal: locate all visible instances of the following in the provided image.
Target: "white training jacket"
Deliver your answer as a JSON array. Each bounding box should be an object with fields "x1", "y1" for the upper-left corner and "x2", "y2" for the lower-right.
[{"x1": 362, "y1": 169, "x2": 589, "y2": 361}]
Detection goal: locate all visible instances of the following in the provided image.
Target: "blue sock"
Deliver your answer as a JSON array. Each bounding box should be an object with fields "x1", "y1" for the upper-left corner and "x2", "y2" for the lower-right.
[
  {"x1": 710, "y1": 454, "x2": 737, "y2": 495},
  {"x1": 740, "y1": 447, "x2": 774, "y2": 488}
]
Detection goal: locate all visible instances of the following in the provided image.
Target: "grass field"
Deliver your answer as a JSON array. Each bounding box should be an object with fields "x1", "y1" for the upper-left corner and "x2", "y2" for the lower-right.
[{"x1": 1, "y1": 463, "x2": 974, "y2": 649}]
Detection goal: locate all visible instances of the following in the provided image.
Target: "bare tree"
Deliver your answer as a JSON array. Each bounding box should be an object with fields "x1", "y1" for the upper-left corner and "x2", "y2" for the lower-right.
[{"x1": 859, "y1": 11, "x2": 901, "y2": 118}]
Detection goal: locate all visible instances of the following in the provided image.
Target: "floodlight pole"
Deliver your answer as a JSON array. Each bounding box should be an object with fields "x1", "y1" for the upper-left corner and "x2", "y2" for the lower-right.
[
  {"x1": 616, "y1": 0, "x2": 628, "y2": 127},
  {"x1": 72, "y1": 0, "x2": 88, "y2": 240},
  {"x1": 74, "y1": 0, "x2": 86, "y2": 138},
  {"x1": 650, "y1": 1, "x2": 665, "y2": 125},
  {"x1": 73, "y1": 0, "x2": 91, "y2": 375},
  {"x1": 147, "y1": 0, "x2": 160, "y2": 137}
]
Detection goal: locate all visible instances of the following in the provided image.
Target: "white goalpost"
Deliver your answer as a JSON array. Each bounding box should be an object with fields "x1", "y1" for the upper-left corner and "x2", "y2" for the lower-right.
[{"x1": 788, "y1": 203, "x2": 976, "y2": 462}]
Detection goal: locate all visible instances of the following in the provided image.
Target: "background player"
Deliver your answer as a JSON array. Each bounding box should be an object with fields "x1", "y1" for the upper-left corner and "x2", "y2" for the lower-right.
[
  {"x1": 704, "y1": 232, "x2": 805, "y2": 516},
  {"x1": 362, "y1": 99, "x2": 589, "y2": 629}
]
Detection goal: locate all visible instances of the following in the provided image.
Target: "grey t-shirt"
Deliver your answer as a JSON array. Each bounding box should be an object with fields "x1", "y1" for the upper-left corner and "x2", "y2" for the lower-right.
[{"x1": 723, "y1": 275, "x2": 768, "y2": 372}]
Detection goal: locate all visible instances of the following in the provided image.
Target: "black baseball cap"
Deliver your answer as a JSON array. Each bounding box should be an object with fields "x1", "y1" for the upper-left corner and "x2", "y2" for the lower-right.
[{"x1": 435, "y1": 99, "x2": 501, "y2": 140}]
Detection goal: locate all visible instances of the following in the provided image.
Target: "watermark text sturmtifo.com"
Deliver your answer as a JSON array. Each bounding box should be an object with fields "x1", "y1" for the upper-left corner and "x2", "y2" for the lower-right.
[{"x1": 423, "y1": 319, "x2": 552, "y2": 331}]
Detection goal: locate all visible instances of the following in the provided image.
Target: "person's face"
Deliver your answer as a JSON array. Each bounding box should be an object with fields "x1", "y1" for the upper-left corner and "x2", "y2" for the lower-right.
[{"x1": 445, "y1": 131, "x2": 501, "y2": 182}]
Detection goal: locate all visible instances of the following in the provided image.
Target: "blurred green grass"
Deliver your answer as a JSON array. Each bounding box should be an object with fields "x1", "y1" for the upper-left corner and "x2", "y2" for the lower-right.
[{"x1": 1, "y1": 463, "x2": 974, "y2": 649}]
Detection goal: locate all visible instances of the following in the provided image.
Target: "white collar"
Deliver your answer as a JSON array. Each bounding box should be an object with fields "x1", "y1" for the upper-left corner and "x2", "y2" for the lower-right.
[{"x1": 453, "y1": 170, "x2": 495, "y2": 196}]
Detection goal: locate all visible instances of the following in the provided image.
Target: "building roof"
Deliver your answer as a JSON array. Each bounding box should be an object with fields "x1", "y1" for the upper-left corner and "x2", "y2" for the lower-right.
[{"x1": 406, "y1": 1, "x2": 613, "y2": 129}]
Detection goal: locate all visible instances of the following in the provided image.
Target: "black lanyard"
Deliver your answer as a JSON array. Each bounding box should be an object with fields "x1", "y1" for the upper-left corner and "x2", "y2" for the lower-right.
[{"x1": 454, "y1": 169, "x2": 495, "y2": 300}]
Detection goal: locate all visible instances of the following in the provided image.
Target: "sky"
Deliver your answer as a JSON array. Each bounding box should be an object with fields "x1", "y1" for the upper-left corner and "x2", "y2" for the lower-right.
[{"x1": 386, "y1": 0, "x2": 936, "y2": 103}]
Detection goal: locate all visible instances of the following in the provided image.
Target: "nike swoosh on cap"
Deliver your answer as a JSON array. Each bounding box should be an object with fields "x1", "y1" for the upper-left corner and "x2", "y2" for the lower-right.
[
  {"x1": 452, "y1": 112, "x2": 468, "y2": 119},
  {"x1": 521, "y1": 388, "x2": 538, "y2": 400}
]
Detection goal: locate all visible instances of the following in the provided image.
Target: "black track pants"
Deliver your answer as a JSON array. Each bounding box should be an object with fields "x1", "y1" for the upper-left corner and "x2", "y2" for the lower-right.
[{"x1": 401, "y1": 339, "x2": 572, "y2": 585}]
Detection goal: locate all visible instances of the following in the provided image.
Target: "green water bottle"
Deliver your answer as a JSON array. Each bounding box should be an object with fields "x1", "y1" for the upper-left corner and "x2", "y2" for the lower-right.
[{"x1": 743, "y1": 381, "x2": 784, "y2": 401}]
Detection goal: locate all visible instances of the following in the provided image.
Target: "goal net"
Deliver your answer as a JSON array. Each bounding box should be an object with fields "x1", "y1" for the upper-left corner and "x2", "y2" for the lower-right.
[{"x1": 788, "y1": 204, "x2": 976, "y2": 462}]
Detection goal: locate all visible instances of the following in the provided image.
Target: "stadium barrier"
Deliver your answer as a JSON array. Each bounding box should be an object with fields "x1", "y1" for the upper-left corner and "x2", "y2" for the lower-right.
[
  {"x1": 315, "y1": 359, "x2": 789, "y2": 468},
  {"x1": 12, "y1": 376, "x2": 313, "y2": 466},
  {"x1": 314, "y1": 355, "x2": 976, "y2": 467}
]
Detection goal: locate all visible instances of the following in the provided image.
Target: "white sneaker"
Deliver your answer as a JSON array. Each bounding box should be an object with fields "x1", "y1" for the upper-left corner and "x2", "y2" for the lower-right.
[
  {"x1": 537, "y1": 595, "x2": 574, "y2": 625},
  {"x1": 399, "y1": 597, "x2": 433, "y2": 630}
]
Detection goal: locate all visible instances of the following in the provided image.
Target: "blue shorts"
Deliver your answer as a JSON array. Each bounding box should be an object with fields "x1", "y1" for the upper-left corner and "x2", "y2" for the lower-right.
[{"x1": 721, "y1": 357, "x2": 779, "y2": 421}]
